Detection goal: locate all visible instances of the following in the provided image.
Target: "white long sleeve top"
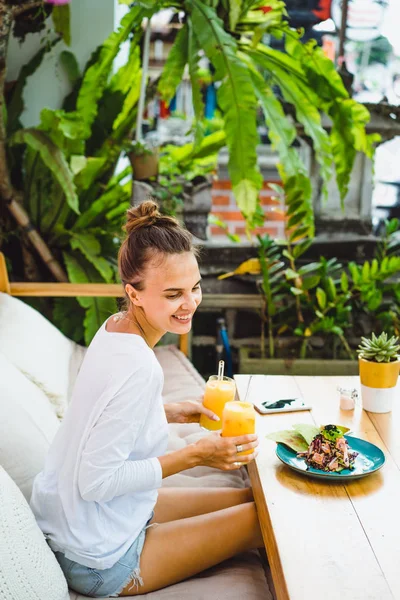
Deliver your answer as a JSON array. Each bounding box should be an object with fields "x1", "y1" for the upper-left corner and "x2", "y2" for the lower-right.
[{"x1": 30, "y1": 319, "x2": 169, "y2": 569}]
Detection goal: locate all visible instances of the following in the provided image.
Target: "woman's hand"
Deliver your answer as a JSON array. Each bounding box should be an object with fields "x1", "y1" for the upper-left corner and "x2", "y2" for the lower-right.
[
  {"x1": 164, "y1": 401, "x2": 219, "y2": 424},
  {"x1": 194, "y1": 432, "x2": 259, "y2": 470}
]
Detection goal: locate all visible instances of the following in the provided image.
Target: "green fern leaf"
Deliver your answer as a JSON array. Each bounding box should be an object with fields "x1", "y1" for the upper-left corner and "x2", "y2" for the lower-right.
[
  {"x1": 284, "y1": 32, "x2": 347, "y2": 103},
  {"x1": 246, "y1": 60, "x2": 303, "y2": 179},
  {"x1": 70, "y1": 233, "x2": 114, "y2": 282},
  {"x1": 74, "y1": 157, "x2": 107, "y2": 191},
  {"x1": 250, "y1": 46, "x2": 333, "y2": 197},
  {"x1": 40, "y1": 108, "x2": 85, "y2": 155},
  {"x1": 74, "y1": 181, "x2": 131, "y2": 230},
  {"x1": 105, "y1": 201, "x2": 131, "y2": 223},
  {"x1": 52, "y1": 4, "x2": 71, "y2": 46},
  {"x1": 108, "y1": 36, "x2": 142, "y2": 96},
  {"x1": 250, "y1": 1, "x2": 287, "y2": 46},
  {"x1": 188, "y1": 19, "x2": 205, "y2": 147},
  {"x1": 11, "y1": 129, "x2": 79, "y2": 215},
  {"x1": 59, "y1": 51, "x2": 80, "y2": 86},
  {"x1": 76, "y1": 6, "x2": 148, "y2": 140},
  {"x1": 281, "y1": 27, "x2": 376, "y2": 202},
  {"x1": 189, "y1": 2, "x2": 262, "y2": 221},
  {"x1": 158, "y1": 25, "x2": 189, "y2": 103},
  {"x1": 330, "y1": 100, "x2": 375, "y2": 202},
  {"x1": 284, "y1": 174, "x2": 314, "y2": 239},
  {"x1": 63, "y1": 252, "x2": 117, "y2": 345},
  {"x1": 112, "y1": 48, "x2": 142, "y2": 131},
  {"x1": 229, "y1": 0, "x2": 243, "y2": 30},
  {"x1": 167, "y1": 131, "x2": 226, "y2": 166}
]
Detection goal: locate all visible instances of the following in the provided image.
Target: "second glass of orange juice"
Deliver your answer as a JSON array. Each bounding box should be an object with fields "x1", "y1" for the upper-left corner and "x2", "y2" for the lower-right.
[
  {"x1": 200, "y1": 375, "x2": 236, "y2": 431},
  {"x1": 221, "y1": 402, "x2": 256, "y2": 455}
]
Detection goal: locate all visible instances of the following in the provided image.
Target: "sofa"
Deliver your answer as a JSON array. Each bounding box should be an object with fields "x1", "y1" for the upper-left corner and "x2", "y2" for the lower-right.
[{"x1": 0, "y1": 292, "x2": 271, "y2": 600}]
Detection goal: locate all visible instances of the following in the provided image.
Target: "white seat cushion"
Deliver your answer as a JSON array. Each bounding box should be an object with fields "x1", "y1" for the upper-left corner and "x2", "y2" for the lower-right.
[
  {"x1": 0, "y1": 352, "x2": 60, "y2": 500},
  {"x1": 154, "y1": 344, "x2": 205, "y2": 403},
  {"x1": 0, "y1": 466, "x2": 69, "y2": 600},
  {"x1": 0, "y1": 293, "x2": 84, "y2": 418}
]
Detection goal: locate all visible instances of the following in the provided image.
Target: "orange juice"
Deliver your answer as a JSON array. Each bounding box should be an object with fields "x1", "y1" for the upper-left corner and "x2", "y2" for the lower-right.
[
  {"x1": 221, "y1": 402, "x2": 256, "y2": 455},
  {"x1": 200, "y1": 375, "x2": 236, "y2": 431}
]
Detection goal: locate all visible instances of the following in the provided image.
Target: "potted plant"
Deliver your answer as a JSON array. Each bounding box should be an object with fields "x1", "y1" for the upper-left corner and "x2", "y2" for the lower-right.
[
  {"x1": 124, "y1": 140, "x2": 159, "y2": 181},
  {"x1": 131, "y1": 134, "x2": 220, "y2": 238},
  {"x1": 159, "y1": 140, "x2": 220, "y2": 239},
  {"x1": 357, "y1": 332, "x2": 400, "y2": 413}
]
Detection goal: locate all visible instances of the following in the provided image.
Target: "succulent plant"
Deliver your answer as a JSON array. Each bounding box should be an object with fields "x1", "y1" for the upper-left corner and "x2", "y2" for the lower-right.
[{"x1": 357, "y1": 332, "x2": 400, "y2": 363}]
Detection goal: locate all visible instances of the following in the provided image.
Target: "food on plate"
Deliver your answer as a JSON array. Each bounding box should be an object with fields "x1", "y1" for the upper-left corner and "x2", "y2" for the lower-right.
[
  {"x1": 267, "y1": 423, "x2": 358, "y2": 472},
  {"x1": 297, "y1": 425, "x2": 358, "y2": 472}
]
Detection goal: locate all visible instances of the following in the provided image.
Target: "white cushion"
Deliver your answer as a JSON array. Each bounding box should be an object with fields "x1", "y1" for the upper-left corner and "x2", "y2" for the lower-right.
[
  {"x1": 0, "y1": 352, "x2": 60, "y2": 500},
  {"x1": 0, "y1": 293, "x2": 85, "y2": 418},
  {"x1": 0, "y1": 466, "x2": 69, "y2": 600},
  {"x1": 154, "y1": 345, "x2": 205, "y2": 404}
]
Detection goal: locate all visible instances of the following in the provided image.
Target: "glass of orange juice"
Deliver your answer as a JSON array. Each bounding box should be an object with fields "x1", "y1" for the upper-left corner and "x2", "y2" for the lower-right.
[
  {"x1": 221, "y1": 402, "x2": 256, "y2": 456},
  {"x1": 199, "y1": 375, "x2": 236, "y2": 431}
]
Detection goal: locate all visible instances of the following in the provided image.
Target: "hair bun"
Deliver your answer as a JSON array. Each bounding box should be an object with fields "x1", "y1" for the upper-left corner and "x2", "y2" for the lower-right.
[{"x1": 125, "y1": 200, "x2": 161, "y2": 234}]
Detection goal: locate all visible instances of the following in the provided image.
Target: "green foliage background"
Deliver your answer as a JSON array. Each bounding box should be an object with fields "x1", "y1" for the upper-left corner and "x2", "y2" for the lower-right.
[{"x1": 4, "y1": 0, "x2": 380, "y2": 345}]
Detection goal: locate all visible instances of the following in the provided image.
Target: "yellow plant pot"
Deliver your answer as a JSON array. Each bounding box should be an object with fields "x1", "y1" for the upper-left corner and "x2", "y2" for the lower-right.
[
  {"x1": 359, "y1": 357, "x2": 400, "y2": 388},
  {"x1": 359, "y1": 357, "x2": 400, "y2": 413}
]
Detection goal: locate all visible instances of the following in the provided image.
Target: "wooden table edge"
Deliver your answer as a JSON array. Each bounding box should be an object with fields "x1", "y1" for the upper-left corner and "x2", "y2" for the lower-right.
[{"x1": 248, "y1": 461, "x2": 290, "y2": 600}]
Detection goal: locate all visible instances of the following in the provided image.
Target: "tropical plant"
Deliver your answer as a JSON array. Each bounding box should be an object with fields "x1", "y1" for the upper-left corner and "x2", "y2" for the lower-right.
[
  {"x1": 2, "y1": 2, "x2": 228, "y2": 344},
  {"x1": 149, "y1": 0, "x2": 379, "y2": 236},
  {"x1": 220, "y1": 219, "x2": 400, "y2": 361},
  {"x1": 3, "y1": 6, "x2": 152, "y2": 344},
  {"x1": 0, "y1": 0, "x2": 381, "y2": 345},
  {"x1": 123, "y1": 139, "x2": 154, "y2": 157},
  {"x1": 149, "y1": 133, "x2": 220, "y2": 216},
  {"x1": 357, "y1": 332, "x2": 400, "y2": 363}
]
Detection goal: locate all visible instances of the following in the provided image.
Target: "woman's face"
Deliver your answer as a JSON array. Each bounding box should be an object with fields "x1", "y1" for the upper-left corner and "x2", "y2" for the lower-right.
[{"x1": 129, "y1": 251, "x2": 202, "y2": 335}]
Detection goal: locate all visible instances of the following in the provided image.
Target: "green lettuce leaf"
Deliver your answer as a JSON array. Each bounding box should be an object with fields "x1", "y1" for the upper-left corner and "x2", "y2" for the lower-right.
[
  {"x1": 320, "y1": 424, "x2": 350, "y2": 442},
  {"x1": 266, "y1": 430, "x2": 309, "y2": 453},
  {"x1": 292, "y1": 424, "x2": 319, "y2": 445},
  {"x1": 267, "y1": 423, "x2": 351, "y2": 452}
]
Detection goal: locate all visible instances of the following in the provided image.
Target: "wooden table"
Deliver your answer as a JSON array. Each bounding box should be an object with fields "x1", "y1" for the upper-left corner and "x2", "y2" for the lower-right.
[{"x1": 235, "y1": 374, "x2": 400, "y2": 600}]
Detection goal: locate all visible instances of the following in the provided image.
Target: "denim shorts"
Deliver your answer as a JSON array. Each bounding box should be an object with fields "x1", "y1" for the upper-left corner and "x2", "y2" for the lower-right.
[{"x1": 54, "y1": 515, "x2": 154, "y2": 598}]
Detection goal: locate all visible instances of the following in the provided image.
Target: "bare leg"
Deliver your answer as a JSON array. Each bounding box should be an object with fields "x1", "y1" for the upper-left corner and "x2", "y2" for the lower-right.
[
  {"x1": 151, "y1": 487, "x2": 253, "y2": 523},
  {"x1": 121, "y1": 502, "x2": 263, "y2": 595}
]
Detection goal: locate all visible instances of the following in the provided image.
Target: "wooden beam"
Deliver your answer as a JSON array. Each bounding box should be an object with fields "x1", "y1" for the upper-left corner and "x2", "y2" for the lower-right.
[
  {"x1": 0, "y1": 252, "x2": 10, "y2": 294},
  {"x1": 179, "y1": 333, "x2": 189, "y2": 357},
  {"x1": 8, "y1": 282, "x2": 124, "y2": 297},
  {"x1": 199, "y1": 294, "x2": 262, "y2": 310},
  {"x1": 7, "y1": 282, "x2": 262, "y2": 310}
]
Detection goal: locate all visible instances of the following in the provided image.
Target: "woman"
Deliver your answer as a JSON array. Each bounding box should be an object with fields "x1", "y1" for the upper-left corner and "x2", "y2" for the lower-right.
[{"x1": 31, "y1": 201, "x2": 262, "y2": 597}]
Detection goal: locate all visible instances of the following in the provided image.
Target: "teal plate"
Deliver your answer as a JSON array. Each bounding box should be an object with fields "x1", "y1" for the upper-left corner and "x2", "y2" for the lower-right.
[{"x1": 276, "y1": 436, "x2": 386, "y2": 481}]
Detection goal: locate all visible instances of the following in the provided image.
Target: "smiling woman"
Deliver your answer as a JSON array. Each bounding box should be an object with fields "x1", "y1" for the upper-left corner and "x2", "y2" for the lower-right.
[
  {"x1": 113, "y1": 201, "x2": 202, "y2": 346},
  {"x1": 30, "y1": 199, "x2": 262, "y2": 598}
]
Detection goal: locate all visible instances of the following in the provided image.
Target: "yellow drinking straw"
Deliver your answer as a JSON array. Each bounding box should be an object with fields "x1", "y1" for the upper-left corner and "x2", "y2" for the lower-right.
[{"x1": 218, "y1": 360, "x2": 225, "y2": 381}]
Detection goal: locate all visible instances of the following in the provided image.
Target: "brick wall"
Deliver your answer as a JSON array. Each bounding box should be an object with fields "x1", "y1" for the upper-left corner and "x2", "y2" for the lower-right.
[{"x1": 210, "y1": 179, "x2": 286, "y2": 241}]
